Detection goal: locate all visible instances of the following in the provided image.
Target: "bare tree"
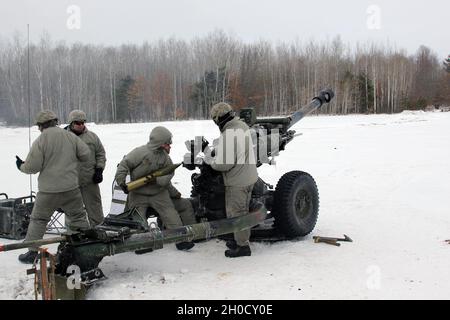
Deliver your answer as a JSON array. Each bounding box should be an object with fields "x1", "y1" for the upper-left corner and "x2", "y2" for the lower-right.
[{"x1": 0, "y1": 31, "x2": 445, "y2": 125}]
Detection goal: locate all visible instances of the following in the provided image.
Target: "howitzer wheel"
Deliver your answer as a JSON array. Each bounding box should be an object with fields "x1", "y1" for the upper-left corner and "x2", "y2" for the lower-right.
[{"x1": 272, "y1": 171, "x2": 319, "y2": 238}]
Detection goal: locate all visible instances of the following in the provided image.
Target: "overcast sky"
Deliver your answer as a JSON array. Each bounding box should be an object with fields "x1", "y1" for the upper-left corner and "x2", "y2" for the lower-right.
[{"x1": 1, "y1": 0, "x2": 448, "y2": 58}]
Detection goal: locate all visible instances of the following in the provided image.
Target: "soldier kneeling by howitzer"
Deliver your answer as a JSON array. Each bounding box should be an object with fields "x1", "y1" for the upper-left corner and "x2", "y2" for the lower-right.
[{"x1": 114, "y1": 126, "x2": 197, "y2": 251}]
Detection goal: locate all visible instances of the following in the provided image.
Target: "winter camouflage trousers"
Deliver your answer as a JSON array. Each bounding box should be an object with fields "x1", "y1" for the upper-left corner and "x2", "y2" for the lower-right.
[
  {"x1": 65, "y1": 183, "x2": 104, "y2": 227},
  {"x1": 133, "y1": 190, "x2": 196, "y2": 229},
  {"x1": 225, "y1": 184, "x2": 254, "y2": 247},
  {"x1": 80, "y1": 182, "x2": 104, "y2": 226},
  {"x1": 25, "y1": 189, "x2": 89, "y2": 250}
]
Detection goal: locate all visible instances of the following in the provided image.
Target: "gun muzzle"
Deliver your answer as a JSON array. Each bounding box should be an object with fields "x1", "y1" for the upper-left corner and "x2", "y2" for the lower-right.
[
  {"x1": 289, "y1": 89, "x2": 335, "y2": 129},
  {"x1": 314, "y1": 89, "x2": 335, "y2": 104}
]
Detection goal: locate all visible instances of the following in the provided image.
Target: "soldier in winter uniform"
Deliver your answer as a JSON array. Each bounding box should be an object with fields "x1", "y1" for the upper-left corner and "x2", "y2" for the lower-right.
[
  {"x1": 15, "y1": 110, "x2": 91, "y2": 263},
  {"x1": 208, "y1": 102, "x2": 258, "y2": 258},
  {"x1": 115, "y1": 126, "x2": 197, "y2": 251},
  {"x1": 66, "y1": 110, "x2": 106, "y2": 226}
]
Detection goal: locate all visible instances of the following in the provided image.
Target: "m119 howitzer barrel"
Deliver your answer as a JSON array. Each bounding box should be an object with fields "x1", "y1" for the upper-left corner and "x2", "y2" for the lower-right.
[
  {"x1": 126, "y1": 163, "x2": 181, "y2": 192},
  {"x1": 252, "y1": 89, "x2": 334, "y2": 130},
  {"x1": 248, "y1": 89, "x2": 334, "y2": 163},
  {"x1": 288, "y1": 89, "x2": 334, "y2": 130}
]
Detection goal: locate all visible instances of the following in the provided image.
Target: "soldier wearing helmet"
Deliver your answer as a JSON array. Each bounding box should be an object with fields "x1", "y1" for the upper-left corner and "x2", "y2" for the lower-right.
[
  {"x1": 65, "y1": 110, "x2": 106, "y2": 226},
  {"x1": 15, "y1": 110, "x2": 90, "y2": 263},
  {"x1": 115, "y1": 126, "x2": 197, "y2": 251},
  {"x1": 209, "y1": 102, "x2": 258, "y2": 258}
]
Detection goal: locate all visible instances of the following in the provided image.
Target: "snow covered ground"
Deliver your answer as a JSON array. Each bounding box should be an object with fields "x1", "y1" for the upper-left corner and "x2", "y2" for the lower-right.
[{"x1": 1, "y1": 110, "x2": 449, "y2": 300}]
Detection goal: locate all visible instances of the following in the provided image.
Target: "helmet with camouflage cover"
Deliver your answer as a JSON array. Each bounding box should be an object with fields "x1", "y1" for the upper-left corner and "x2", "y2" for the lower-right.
[
  {"x1": 35, "y1": 110, "x2": 58, "y2": 125},
  {"x1": 68, "y1": 110, "x2": 87, "y2": 123},
  {"x1": 210, "y1": 102, "x2": 233, "y2": 123},
  {"x1": 149, "y1": 126, "x2": 173, "y2": 150}
]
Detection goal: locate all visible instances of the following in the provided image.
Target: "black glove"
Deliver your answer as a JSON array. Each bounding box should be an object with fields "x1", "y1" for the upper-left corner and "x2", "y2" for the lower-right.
[
  {"x1": 171, "y1": 191, "x2": 182, "y2": 199},
  {"x1": 15, "y1": 156, "x2": 24, "y2": 170},
  {"x1": 201, "y1": 137, "x2": 209, "y2": 152},
  {"x1": 120, "y1": 183, "x2": 129, "y2": 194},
  {"x1": 92, "y1": 168, "x2": 103, "y2": 184}
]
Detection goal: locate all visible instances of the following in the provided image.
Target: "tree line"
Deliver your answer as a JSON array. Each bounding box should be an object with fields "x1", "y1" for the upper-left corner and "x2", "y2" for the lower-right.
[{"x1": 0, "y1": 30, "x2": 449, "y2": 126}]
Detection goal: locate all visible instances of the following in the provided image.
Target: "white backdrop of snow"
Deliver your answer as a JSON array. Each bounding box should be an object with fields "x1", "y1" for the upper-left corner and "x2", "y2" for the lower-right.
[{"x1": 0, "y1": 111, "x2": 449, "y2": 299}]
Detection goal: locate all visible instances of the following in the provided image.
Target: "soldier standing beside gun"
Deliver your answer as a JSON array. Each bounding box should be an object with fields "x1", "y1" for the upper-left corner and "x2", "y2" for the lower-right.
[
  {"x1": 208, "y1": 102, "x2": 258, "y2": 258},
  {"x1": 66, "y1": 110, "x2": 106, "y2": 226},
  {"x1": 15, "y1": 110, "x2": 90, "y2": 264},
  {"x1": 114, "y1": 126, "x2": 197, "y2": 251}
]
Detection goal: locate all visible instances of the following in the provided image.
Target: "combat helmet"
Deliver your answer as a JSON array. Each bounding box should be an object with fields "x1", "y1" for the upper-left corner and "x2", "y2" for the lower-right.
[
  {"x1": 68, "y1": 110, "x2": 87, "y2": 123},
  {"x1": 35, "y1": 110, "x2": 58, "y2": 125}
]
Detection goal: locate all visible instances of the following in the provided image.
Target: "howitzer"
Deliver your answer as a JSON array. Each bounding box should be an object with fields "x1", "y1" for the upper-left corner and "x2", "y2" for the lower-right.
[
  {"x1": 126, "y1": 163, "x2": 181, "y2": 191},
  {"x1": 2, "y1": 89, "x2": 335, "y2": 299},
  {"x1": 183, "y1": 89, "x2": 334, "y2": 240}
]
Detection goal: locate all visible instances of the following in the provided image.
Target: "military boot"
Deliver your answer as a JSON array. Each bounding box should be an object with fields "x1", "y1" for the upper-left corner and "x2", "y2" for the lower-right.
[
  {"x1": 225, "y1": 245, "x2": 251, "y2": 258},
  {"x1": 134, "y1": 248, "x2": 154, "y2": 255},
  {"x1": 18, "y1": 250, "x2": 38, "y2": 264},
  {"x1": 176, "y1": 241, "x2": 195, "y2": 251},
  {"x1": 225, "y1": 239, "x2": 238, "y2": 250}
]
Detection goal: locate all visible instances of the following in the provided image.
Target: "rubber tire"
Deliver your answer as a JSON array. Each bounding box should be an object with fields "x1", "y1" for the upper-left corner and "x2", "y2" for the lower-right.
[{"x1": 272, "y1": 171, "x2": 319, "y2": 238}]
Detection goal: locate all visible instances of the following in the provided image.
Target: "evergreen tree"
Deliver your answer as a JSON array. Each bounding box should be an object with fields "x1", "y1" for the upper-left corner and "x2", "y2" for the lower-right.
[
  {"x1": 127, "y1": 76, "x2": 145, "y2": 122},
  {"x1": 190, "y1": 67, "x2": 229, "y2": 117},
  {"x1": 444, "y1": 55, "x2": 450, "y2": 73},
  {"x1": 356, "y1": 72, "x2": 374, "y2": 113},
  {"x1": 115, "y1": 75, "x2": 135, "y2": 122}
]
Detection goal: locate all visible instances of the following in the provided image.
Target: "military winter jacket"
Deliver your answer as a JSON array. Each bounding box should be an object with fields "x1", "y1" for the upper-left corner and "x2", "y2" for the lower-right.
[
  {"x1": 115, "y1": 143, "x2": 174, "y2": 196},
  {"x1": 209, "y1": 117, "x2": 258, "y2": 187},
  {"x1": 167, "y1": 182, "x2": 182, "y2": 198},
  {"x1": 70, "y1": 127, "x2": 106, "y2": 187},
  {"x1": 20, "y1": 126, "x2": 90, "y2": 193}
]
